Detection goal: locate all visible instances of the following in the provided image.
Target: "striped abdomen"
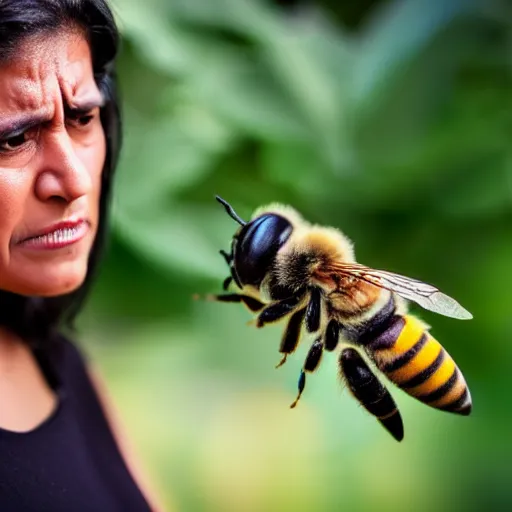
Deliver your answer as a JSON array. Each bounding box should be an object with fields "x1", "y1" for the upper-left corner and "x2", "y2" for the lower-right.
[
  {"x1": 340, "y1": 348, "x2": 404, "y2": 442},
  {"x1": 365, "y1": 315, "x2": 471, "y2": 415}
]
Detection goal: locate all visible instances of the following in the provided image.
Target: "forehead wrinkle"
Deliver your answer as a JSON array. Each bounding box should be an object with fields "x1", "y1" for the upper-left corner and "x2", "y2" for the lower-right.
[
  {"x1": 0, "y1": 50, "x2": 61, "y2": 120},
  {"x1": 0, "y1": 29, "x2": 95, "y2": 117},
  {"x1": 57, "y1": 41, "x2": 102, "y2": 109},
  {"x1": 0, "y1": 41, "x2": 103, "y2": 124},
  {"x1": 58, "y1": 77, "x2": 104, "y2": 115}
]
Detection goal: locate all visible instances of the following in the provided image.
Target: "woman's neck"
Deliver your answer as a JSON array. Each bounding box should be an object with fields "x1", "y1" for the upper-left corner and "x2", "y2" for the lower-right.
[
  {"x1": 0, "y1": 327, "x2": 25, "y2": 372},
  {"x1": 0, "y1": 326, "x2": 58, "y2": 433}
]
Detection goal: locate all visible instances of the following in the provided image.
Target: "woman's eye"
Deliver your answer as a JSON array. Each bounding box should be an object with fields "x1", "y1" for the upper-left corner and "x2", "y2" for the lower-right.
[
  {"x1": 67, "y1": 111, "x2": 96, "y2": 128},
  {"x1": 0, "y1": 132, "x2": 28, "y2": 151},
  {"x1": 77, "y1": 115, "x2": 94, "y2": 126}
]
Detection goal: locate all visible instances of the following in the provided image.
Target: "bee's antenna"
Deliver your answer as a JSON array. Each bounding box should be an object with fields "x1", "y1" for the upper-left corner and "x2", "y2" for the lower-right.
[{"x1": 215, "y1": 195, "x2": 246, "y2": 226}]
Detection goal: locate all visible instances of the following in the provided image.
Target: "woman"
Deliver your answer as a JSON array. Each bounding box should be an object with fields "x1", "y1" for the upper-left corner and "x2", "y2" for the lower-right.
[{"x1": 0, "y1": 1, "x2": 165, "y2": 510}]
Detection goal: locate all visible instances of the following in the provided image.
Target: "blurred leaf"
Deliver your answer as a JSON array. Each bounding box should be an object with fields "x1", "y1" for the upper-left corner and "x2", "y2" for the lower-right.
[
  {"x1": 169, "y1": 0, "x2": 302, "y2": 41},
  {"x1": 350, "y1": 0, "x2": 496, "y2": 174},
  {"x1": 435, "y1": 159, "x2": 512, "y2": 220},
  {"x1": 111, "y1": 0, "x2": 191, "y2": 75},
  {"x1": 178, "y1": 41, "x2": 311, "y2": 141},
  {"x1": 113, "y1": 203, "x2": 228, "y2": 280},
  {"x1": 171, "y1": 0, "x2": 356, "y2": 171},
  {"x1": 115, "y1": 103, "x2": 234, "y2": 211},
  {"x1": 352, "y1": 0, "x2": 481, "y2": 109},
  {"x1": 260, "y1": 142, "x2": 341, "y2": 198},
  {"x1": 252, "y1": 12, "x2": 354, "y2": 171}
]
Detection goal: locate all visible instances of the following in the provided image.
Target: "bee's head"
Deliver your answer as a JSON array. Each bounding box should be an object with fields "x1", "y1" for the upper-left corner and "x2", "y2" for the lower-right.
[{"x1": 216, "y1": 196, "x2": 293, "y2": 287}]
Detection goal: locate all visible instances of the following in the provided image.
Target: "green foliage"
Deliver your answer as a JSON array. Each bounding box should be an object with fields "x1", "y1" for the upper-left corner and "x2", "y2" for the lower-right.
[{"x1": 81, "y1": 0, "x2": 512, "y2": 510}]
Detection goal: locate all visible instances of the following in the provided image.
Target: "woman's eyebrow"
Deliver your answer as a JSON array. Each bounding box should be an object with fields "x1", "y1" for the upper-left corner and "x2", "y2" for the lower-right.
[
  {"x1": 64, "y1": 95, "x2": 105, "y2": 116},
  {"x1": 0, "y1": 94, "x2": 106, "y2": 138},
  {"x1": 0, "y1": 113, "x2": 51, "y2": 139}
]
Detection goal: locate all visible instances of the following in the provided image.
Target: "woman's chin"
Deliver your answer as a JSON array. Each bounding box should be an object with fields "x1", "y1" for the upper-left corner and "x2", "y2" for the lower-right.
[
  {"x1": 2, "y1": 264, "x2": 88, "y2": 297},
  {"x1": 34, "y1": 279, "x2": 86, "y2": 297}
]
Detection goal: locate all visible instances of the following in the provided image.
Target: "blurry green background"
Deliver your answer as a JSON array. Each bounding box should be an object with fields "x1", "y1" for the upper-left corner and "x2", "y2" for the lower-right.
[{"x1": 77, "y1": 0, "x2": 511, "y2": 510}]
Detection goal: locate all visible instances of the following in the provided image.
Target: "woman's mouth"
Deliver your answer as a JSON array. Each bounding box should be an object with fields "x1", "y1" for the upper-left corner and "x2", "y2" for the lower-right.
[{"x1": 17, "y1": 220, "x2": 89, "y2": 250}]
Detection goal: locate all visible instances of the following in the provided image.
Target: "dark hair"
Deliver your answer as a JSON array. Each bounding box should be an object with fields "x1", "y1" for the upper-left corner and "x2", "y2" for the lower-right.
[{"x1": 0, "y1": 0, "x2": 121, "y2": 347}]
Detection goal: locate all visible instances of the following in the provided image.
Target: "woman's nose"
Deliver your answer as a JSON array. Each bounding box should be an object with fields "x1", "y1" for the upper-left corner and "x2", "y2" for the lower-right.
[{"x1": 34, "y1": 131, "x2": 92, "y2": 203}]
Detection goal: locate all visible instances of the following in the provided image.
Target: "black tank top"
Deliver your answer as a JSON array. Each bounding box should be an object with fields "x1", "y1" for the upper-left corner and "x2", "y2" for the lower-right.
[{"x1": 0, "y1": 335, "x2": 152, "y2": 512}]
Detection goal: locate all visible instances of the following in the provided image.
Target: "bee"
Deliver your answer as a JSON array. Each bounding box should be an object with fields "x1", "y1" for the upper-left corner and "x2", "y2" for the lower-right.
[{"x1": 206, "y1": 196, "x2": 473, "y2": 441}]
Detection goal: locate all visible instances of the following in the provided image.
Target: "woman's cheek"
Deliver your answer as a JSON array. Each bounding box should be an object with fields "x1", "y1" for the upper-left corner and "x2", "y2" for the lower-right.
[
  {"x1": 80, "y1": 126, "x2": 106, "y2": 219},
  {"x1": 0, "y1": 172, "x2": 29, "y2": 246},
  {"x1": 76, "y1": 121, "x2": 105, "y2": 171}
]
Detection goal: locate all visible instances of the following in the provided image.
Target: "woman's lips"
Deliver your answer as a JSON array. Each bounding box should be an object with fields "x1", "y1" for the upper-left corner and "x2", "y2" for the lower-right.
[{"x1": 17, "y1": 220, "x2": 89, "y2": 250}]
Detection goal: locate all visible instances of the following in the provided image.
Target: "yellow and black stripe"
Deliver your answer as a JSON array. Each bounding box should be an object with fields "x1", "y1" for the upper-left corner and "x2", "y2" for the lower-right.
[{"x1": 365, "y1": 315, "x2": 471, "y2": 415}]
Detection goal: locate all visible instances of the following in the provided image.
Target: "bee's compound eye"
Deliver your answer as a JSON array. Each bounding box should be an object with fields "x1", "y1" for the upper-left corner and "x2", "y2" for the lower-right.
[{"x1": 234, "y1": 214, "x2": 292, "y2": 287}]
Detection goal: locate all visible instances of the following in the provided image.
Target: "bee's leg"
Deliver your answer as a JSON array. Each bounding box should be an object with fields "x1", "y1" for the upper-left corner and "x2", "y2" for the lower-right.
[
  {"x1": 219, "y1": 249, "x2": 232, "y2": 265},
  {"x1": 219, "y1": 249, "x2": 244, "y2": 289},
  {"x1": 201, "y1": 293, "x2": 265, "y2": 312},
  {"x1": 339, "y1": 347, "x2": 404, "y2": 442},
  {"x1": 290, "y1": 371, "x2": 306, "y2": 409},
  {"x1": 256, "y1": 295, "x2": 303, "y2": 327},
  {"x1": 222, "y1": 276, "x2": 232, "y2": 291},
  {"x1": 276, "y1": 308, "x2": 307, "y2": 368},
  {"x1": 305, "y1": 287, "x2": 322, "y2": 332},
  {"x1": 290, "y1": 337, "x2": 324, "y2": 408},
  {"x1": 324, "y1": 319, "x2": 340, "y2": 351}
]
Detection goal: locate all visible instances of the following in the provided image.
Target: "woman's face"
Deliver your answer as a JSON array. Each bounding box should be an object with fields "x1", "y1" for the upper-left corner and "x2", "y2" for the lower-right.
[{"x1": 0, "y1": 30, "x2": 105, "y2": 297}]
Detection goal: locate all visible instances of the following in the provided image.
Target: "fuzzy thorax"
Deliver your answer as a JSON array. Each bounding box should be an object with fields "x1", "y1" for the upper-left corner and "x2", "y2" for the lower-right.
[
  {"x1": 251, "y1": 204, "x2": 386, "y2": 318},
  {"x1": 273, "y1": 225, "x2": 356, "y2": 290}
]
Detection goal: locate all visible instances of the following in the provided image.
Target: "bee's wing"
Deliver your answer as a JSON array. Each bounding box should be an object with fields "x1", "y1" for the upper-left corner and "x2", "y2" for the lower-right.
[{"x1": 315, "y1": 262, "x2": 472, "y2": 320}]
